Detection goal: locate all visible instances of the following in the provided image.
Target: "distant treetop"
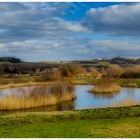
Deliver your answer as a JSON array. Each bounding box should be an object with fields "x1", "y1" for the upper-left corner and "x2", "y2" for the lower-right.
[{"x1": 0, "y1": 57, "x2": 22, "y2": 63}]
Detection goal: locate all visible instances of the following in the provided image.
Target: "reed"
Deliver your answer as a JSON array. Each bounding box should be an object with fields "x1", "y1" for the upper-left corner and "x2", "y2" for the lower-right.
[
  {"x1": 0, "y1": 85, "x2": 76, "y2": 110},
  {"x1": 90, "y1": 79, "x2": 121, "y2": 93}
]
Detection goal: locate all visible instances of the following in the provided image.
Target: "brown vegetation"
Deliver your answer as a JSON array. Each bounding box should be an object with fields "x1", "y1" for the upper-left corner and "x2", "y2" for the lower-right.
[
  {"x1": 90, "y1": 79, "x2": 121, "y2": 93},
  {"x1": 58, "y1": 64, "x2": 83, "y2": 82},
  {"x1": 90, "y1": 68, "x2": 101, "y2": 78},
  {"x1": 105, "y1": 65, "x2": 124, "y2": 78},
  {"x1": 121, "y1": 65, "x2": 140, "y2": 78},
  {"x1": 0, "y1": 85, "x2": 76, "y2": 110}
]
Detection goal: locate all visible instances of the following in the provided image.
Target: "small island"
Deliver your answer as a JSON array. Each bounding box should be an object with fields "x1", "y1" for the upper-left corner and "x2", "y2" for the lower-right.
[{"x1": 90, "y1": 79, "x2": 121, "y2": 93}]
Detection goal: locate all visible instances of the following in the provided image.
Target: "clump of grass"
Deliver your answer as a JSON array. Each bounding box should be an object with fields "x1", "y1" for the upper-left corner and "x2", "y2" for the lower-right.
[
  {"x1": 0, "y1": 85, "x2": 76, "y2": 110},
  {"x1": 90, "y1": 79, "x2": 121, "y2": 93}
]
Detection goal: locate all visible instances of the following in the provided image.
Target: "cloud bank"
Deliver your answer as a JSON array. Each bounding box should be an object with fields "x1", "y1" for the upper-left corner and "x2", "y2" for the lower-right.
[
  {"x1": 83, "y1": 3, "x2": 140, "y2": 36},
  {"x1": 0, "y1": 2, "x2": 140, "y2": 61}
]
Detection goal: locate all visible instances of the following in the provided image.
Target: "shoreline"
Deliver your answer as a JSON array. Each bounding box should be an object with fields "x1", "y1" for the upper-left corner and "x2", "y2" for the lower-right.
[{"x1": 0, "y1": 80, "x2": 140, "y2": 90}]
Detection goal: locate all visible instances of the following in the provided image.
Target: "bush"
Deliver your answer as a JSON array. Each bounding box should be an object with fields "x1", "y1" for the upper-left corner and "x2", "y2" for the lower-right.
[
  {"x1": 121, "y1": 65, "x2": 140, "y2": 78},
  {"x1": 90, "y1": 68, "x2": 100, "y2": 78},
  {"x1": 38, "y1": 68, "x2": 61, "y2": 82},
  {"x1": 58, "y1": 64, "x2": 83, "y2": 82},
  {"x1": 105, "y1": 65, "x2": 124, "y2": 78}
]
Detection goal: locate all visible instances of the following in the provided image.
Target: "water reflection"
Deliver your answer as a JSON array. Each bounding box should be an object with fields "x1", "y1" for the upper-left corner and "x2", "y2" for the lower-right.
[
  {"x1": 111, "y1": 98, "x2": 139, "y2": 107},
  {"x1": 91, "y1": 92, "x2": 119, "y2": 98},
  {"x1": 0, "y1": 85, "x2": 75, "y2": 98},
  {"x1": 75, "y1": 85, "x2": 140, "y2": 109},
  {"x1": 0, "y1": 100, "x2": 75, "y2": 115}
]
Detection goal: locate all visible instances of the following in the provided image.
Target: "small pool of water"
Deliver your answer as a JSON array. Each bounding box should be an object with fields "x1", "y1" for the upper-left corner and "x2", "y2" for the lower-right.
[
  {"x1": 75, "y1": 85, "x2": 140, "y2": 109},
  {"x1": 0, "y1": 85, "x2": 140, "y2": 113}
]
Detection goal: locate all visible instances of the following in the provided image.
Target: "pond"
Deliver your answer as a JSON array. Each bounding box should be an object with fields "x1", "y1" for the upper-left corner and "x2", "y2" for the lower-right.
[{"x1": 0, "y1": 85, "x2": 140, "y2": 113}]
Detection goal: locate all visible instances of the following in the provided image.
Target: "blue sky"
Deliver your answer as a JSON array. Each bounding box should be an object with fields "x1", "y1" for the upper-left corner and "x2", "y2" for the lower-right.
[{"x1": 0, "y1": 2, "x2": 140, "y2": 61}]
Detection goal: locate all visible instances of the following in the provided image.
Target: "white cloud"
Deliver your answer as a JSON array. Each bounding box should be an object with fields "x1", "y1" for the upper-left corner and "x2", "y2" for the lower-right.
[
  {"x1": 83, "y1": 3, "x2": 140, "y2": 36},
  {"x1": 0, "y1": 3, "x2": 85, "y2": 43},
  {"x1": 56, "y1": 18, "x2": 87, "y2": 32},
  {"x1": 0, "y1": 3, "x2": 140, "y2": 61},
  {"x1": 0, "y1": 38, "x2": 140, "y2": 61}
]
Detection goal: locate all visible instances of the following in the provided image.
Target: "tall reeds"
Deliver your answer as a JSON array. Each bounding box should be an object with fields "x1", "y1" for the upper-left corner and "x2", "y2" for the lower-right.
[
  {"x1": 0, "y1": 84, "x2": 76, "y2": 110},
  {"x1": 90, "y1": 79, "x2": 121, "y2": 93},
  {"x1": 121, "y1": 65, "x2": 140, "y2": 78}
]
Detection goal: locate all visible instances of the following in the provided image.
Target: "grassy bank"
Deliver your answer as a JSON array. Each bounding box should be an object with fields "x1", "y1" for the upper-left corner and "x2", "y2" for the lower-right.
[
  {"x1": 73, "y1": 78, "x2": 140, "y2": 87},
  {"x1": 0, "y1": 75, "x2": 46, "y2": 89},
  {"x1": 1, "y1": 106, "x2": 140, "y2": 137},
  {"x1": 0, "y1": 82, "x2": 48, "y2": 89},
  {"x1": 117, "y1": 79, "x2": 140, "y2": 87},
  {"x1": 1, "y1": 75, "x2": 140, "y2": 90}
]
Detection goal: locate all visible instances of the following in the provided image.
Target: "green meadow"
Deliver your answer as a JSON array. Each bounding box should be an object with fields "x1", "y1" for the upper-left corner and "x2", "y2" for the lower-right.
[{"x1": 0, "y1": 106, "x2": 140, "y2": 138}]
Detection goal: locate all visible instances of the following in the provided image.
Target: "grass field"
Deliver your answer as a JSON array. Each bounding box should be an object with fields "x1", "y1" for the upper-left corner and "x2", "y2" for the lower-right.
[{"x1": 1, "y1": 106, "x2": 140, "y2": 137}]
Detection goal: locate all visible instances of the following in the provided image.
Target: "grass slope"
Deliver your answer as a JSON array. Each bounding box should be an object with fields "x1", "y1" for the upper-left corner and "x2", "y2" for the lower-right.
[{"x1": 1, "y1": 106, "x2": 140, "y2": 137}]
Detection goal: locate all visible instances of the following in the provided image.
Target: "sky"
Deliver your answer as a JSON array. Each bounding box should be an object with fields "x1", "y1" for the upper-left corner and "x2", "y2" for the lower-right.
[{"x1": 0, "y1": 2, "x2": 140, "y2": 62}]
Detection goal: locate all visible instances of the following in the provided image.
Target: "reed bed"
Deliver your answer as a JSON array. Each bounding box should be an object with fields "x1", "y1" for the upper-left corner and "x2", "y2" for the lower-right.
[
  {"x1": 90, "y1": 79, "x2": 121, "y2": 93},
  {"x1": 0, "y1": 85, "x2": 76, "y2": 110}
]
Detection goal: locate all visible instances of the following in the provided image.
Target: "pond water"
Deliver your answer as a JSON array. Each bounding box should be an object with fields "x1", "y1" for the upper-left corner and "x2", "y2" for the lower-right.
[{"x1": 0, "y1": 85, "x2": 140, "y2": 113}]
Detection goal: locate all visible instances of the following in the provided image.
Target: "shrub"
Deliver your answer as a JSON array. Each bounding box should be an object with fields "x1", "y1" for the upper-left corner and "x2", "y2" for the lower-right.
[
  {"x1": 105, "y1": 65, "x2": 124, "y2": 78},
  {"x1": 58, "y1": 64, "x2": 83, "y2": 82},
  {"x1": 121, "y1": 65, "x2": 140, "y2": 78},
  {"x1": 38, "y1": 68, "x2": 61, "y2": 82},
  {"x1": 90, "y1": 68, "x2": 100, "y2": 78}
]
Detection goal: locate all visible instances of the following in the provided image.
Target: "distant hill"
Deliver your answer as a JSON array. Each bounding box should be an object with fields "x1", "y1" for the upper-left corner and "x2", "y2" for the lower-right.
[
  {"x1": 0, "y1": 57, "x2": 22, "y2": 63},
  {"x1": 109, "y1": 57, "x2": 140, "y2": 65},
  {"x1": 70, "y1": 57, "x2": 140, "y2": 66},
  {"x1": 0, "y1": 56, "x2": 140, "y2": 74},
  {"x1": 1, "y1": 56, "x2": 140, "y2": 65}
]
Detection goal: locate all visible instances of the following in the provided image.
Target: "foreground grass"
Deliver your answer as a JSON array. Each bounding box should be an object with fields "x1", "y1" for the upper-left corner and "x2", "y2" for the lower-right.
[{"x1": 1, "y1": 106, "x2": 140, "y2": 137}]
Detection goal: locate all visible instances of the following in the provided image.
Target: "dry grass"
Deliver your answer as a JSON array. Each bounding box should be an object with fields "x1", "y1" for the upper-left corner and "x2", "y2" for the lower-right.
[
  {"x1": 0, "y1": 81, "x2": 66, "y2": 90},
  {"x1": 105, "y1": 64, "x2": 124, "y2": 78},
  {"x1": 0, "y1": 85, "x2": 76, "y2": 110},
  {"x1": 121, "y1": 65, "x2": 140, "y2": 78},
  {"x1": 0, "y1": 82, "x2": 47, "y2": 89},
  {"x1": 90, "y1": 79, "x2": 121, "y2": 93}
]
